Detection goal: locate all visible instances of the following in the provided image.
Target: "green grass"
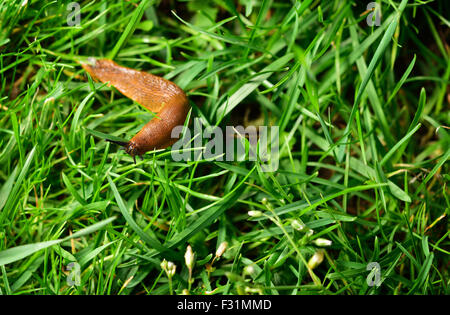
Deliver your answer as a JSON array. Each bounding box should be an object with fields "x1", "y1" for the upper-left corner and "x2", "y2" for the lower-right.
[{"x1": 0, "y1": 0, "x2": 448, "y2": 295}]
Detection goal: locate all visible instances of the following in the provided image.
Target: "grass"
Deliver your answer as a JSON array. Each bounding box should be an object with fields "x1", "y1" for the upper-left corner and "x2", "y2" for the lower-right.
[{"x1": 0, "y1": 0, "x2": 448, "y2": 295}]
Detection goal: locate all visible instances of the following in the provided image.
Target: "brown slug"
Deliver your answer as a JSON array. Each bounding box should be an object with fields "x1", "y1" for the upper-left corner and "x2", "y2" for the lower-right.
[{"x1": 81, "y1": 58, "x2": 190, "y2": 162}]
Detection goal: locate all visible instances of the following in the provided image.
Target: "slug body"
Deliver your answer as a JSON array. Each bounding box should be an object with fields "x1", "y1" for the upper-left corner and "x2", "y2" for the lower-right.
[{"x1": 82, "y1": 59, "x2": 190, "y2": 159}]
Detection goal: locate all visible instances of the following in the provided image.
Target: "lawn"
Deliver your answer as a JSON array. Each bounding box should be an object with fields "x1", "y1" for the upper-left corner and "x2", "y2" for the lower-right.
[{"x1": 0, "y1": 0, "x2": 448, "y2": 295}]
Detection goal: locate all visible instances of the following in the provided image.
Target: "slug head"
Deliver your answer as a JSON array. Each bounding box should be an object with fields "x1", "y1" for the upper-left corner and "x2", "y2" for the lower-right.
[{"x1": 106, "y1": 139, "x2": 139, "y2": 164}]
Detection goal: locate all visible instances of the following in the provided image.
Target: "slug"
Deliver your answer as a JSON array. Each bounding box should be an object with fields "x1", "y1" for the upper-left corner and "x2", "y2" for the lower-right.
[{"x1": 81, "y1": 58, "x2": 190, "y2": 162}]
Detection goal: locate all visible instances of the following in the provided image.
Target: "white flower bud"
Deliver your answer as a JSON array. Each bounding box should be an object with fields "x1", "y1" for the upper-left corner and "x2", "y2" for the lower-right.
[
  {"x1": 291, "y1": 220, "x2": 306, "y2": 231},
  {"x1": 184, "y1": 245, "x2": 195, "y2": 270},
  {"x1": 243, "y1": 265, "x2": 256, "y2": 277},
  {"x1": 313, "y1": 238, "x2": 332, "y2": 247},
  {"x1": 248, "y1": 210, "x2": 262, "y2": 217},
  {"x1": 215, "y1": 241, "x2": 228, "y2": 258},
  {"x1": 167, "y1": 261, "x2": 177, "y2": 277},
  {"x1": 307, "y1": 250, "x2": 324, "y2": 270}
]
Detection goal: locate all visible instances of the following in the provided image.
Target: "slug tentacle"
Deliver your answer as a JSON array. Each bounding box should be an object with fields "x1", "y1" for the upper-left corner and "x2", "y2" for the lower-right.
[
  {"x1": 82, "y1": 58, "x2": 190, "y2": 159},
  {"x1": 105, "y1": 139, "x2": 128, "y2": 147}
]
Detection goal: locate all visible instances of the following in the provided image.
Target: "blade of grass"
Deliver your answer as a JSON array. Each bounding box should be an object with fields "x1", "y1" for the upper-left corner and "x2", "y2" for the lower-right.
[
  {"x1": 337, "y1": 0, "x2": 408, "y2": 162},
  {"x1": 106, "y1": 175, "x2": 180, "y2": 260},
  {"x1": 108, "y1": 0, "x2": 152, "y2": 60},
  {"x1": 0, "y1": 217, "x2": 116, "y2": 266}
]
